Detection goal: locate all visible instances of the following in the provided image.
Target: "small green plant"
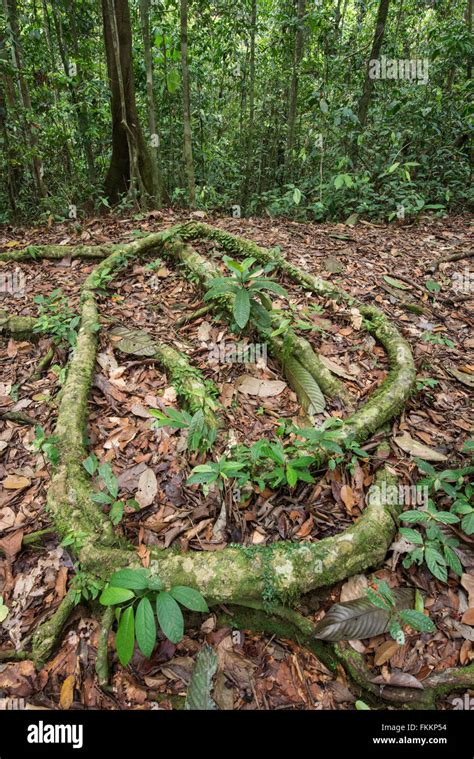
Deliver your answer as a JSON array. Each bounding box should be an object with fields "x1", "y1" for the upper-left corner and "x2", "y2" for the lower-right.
[
  {"x1": 241, "y1": 438, "x2": 315, "y2": 490},
  {"x1": 70, "y1": 570, "x2": 103, "y2": 605},
  {"x1": 416, "y1": 377, "x2": 439, "y2": 392},
  {"x1": 83, "y1": 456, "x2": 139, "y2": 525},
  {"x1": 32, "y1": 425, "x2": 60, "y2": 466},
  {"x1": 33, "y1": 289, "x2": 80, "y2": 347},
  {"x1": 99, "y1": 568, "x2": 208, "y2": 665},
  {"x1": 422, "y1": 332, "x2": 455, "y2": 349},
  {"x1": 399, "y1": 455, "x2": 474, "y2": 582},
  {"x1": 187, "y1": 457, "x2": 248, "y2": 493},
  {"x1": 366, "y1": 581, "x2": 435, "y2": 645},
  {"x1": 149, "y1": 407, "x2": 216, "y2": 453},
  {"x1": 51, "y1": 363, "x2": 67, "y2": 385},
  {"x1": 204, "y1": 256, "x2": 287, "y2": 331}
]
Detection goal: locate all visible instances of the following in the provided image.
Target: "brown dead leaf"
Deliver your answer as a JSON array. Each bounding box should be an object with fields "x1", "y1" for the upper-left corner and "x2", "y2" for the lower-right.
[
  {"x1": 236, "y1": 375, "x2": 287, "y2": 398},
  {"x1": 340, "y1": 574, "x2": 368, "y2": 602},
  {"x1": 0, "y1": 661, "x2": 37, "y2": 697},
  {"x1": 59, "y1": 675, "x2": 75, "y2": 710},
  {"x1": 2, "y1": 475, "x2": 31, "y2": 490},
  {"x1": 0, "y1": 530, "x2": 23, "y2": 561},
  {"x1": 461, "y1": 608, "x2": 474, "y2": 626},
  {"x1": 340, "y1": 484, "x2": 356, "y2": 513},
  {"x1": 295, "y1": 515, "x2": 314, "y2": 538},
  {"x1": 135, "y1": 468, "x2": 158, "y2": 508},
  {"x1": 394, "y1": 432, "x2": 447, "y2": 462},
  {"x1": 374, "y1": 640, "x2": 401, "y2": 666},
  {"x1": 461, "y1": 574, "x2": 474, "y2": 607}
]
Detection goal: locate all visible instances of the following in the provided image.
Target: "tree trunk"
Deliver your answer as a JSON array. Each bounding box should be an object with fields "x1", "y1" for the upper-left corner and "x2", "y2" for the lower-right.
[
  {"x1": 180, "y1": 0, "x2": 196, "y2": 207},
  {"x1": 138, "y1": 0, "x2": 169, "y2": 206},
  {"x1": 241, "y1": 0, "x2": 257, "y2": 210},
  {"x1": 284, "y1": 0, "x2": 305, "y2": 180},
  {"x1": 51, "y1": 0, "x2": 96, "y2": 186},
  {"x1": 356, "y1": 0, "x2": 390, "y2": 130},
  {"x1": 101, "y1": 0, "x2": 153, "y2": 205},
  {"x1": 3, "y1": 0, "x2": 47, "y2": 198}
]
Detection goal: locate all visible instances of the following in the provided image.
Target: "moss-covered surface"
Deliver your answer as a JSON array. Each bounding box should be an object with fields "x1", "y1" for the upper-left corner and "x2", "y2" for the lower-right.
[{"x1": 6, "y1": 225, "x2": 418, "y2": 672}]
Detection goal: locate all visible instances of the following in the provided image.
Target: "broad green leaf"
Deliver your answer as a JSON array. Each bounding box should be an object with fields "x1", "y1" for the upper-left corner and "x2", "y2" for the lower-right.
[
  {"x1": 284, "y1": 356, "x2": 325, "y2": 414},
  {"x1": 82, "y1": 454, "x2": 98, "y2": 475},
  {"x1": 185, "y1": 644, "x2": 218, "y2": 711},
  {"x1": 425, "y1": 545, "x2": 448, "y2": 583},
  {"x1": 355, "y1": 700, "x2": 371, "y2": 710},
  {"x1": 383, "y1": 275, "x2": 412, "y2": 290},
  {"x1": 135, "y1": 597, "x2": 157, "y2": 658},
  {"x1": 233, "y1": 288, "x2": 251, "y2": 329},
  {"x1": 399, "y1": 609, "x2": 435, "y2": 633},
  {"x1": 293, "y1": 187, "x2": 302, "y2": 205},
  {"x1": 116, "y1": 606, "x2": 135, "y2": 666},
  {"x1": 156, "y1": 591, "x2": 184, "y2": 644},
  {"x1": 99, "y1": 586, "x2": 135, "y2": 606},
  {"x1": 170, "y1": 586, "x2": 209, "y2": 612},
  {"x1": 110, "y1": 568, "x2": 150, "y2": 591}
]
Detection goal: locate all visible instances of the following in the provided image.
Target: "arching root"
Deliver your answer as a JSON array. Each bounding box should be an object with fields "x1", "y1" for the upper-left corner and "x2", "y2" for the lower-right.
[{"x1": 2, "y1": 225, "x2": 424, "y2": 703}]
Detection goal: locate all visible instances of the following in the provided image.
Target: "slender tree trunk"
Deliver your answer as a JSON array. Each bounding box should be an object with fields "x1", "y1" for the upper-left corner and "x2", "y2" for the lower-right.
[
  {"x1": 466, "y1": 0, "x2": 472, "y2": 79},
  {"x1": 70, "y1": 0, "x2": 97, "y2": 185},
  {"x1": 51, "y1": 1, "x2": 96, "y2": 185},
  {"x1": 101, "y1": 0, "x2": 154, "y2": 205},
  {"x1": 3, "y1": 0, "x2": 47, "y2": 198},
  {"x1": 284, "y1": 0, "x2": 305, "y2": 180},
  {"x1": 241, "y1": 0, "x2": 257, "y2": 210},
  {"x1": 0, "y1": 30, "x2": 19, "y2": 214},
  {"x1": 139, "y1": 0, "x2": 168, "y2": 206},
  {"x1": 180, "y1": 0, "x2": 196, "y2": 207},
  {"x1": 357, "y1": 0, "x2": 390, "y2": 130}
]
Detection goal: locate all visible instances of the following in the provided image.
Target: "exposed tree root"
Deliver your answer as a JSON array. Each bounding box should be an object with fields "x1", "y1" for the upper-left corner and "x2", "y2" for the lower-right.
[
  {"x1": 30, "y1": 344, "x2": 55, "y2": 381},
  {"x1": 2, "y1": 224, "x2": 435, "y2": 708},
  {"x1": 32, "y1": 589, "x2": 78, "y2": 666},
  {"x1": 216, "y1": 603, "x2": 474, "y2": 710},
  {"x1": 426, "y1": 249, "x2": 474, "y2": 272}
]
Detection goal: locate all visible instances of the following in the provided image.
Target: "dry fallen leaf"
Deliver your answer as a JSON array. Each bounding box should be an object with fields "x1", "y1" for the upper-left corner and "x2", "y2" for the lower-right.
[
  {"x1": 135, "y1": 468, "x2": 158, "y2": 508},
  {"x1": 59, "y1": 675, "x2": 75, "y2": 710},
  {"x1": 461, "y1": 608, "x2": 474, "y2": 626},
  {"x1": 340, "y1": 484, "x2": 356, "y2": 513},
  {"x1": 236, "y1": 374, "x2": 286, "y2": 398},
  {"x1": 374, "y1": 640, "x2": 401, "y2": 666},
  {"x1": 2, "y1": 475, "x2": 31, "y2": 490},
  {"x1": 461, "y1": 574, "x2": 474, "y2": 608},
  {"x1": 394, "y1": 432, "x2": 447, "y2": 462}
]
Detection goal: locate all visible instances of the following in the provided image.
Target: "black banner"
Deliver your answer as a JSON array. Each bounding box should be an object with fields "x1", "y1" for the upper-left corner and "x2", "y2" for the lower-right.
[{"x1": 0, "y1": 708, "x2": 472, "y2": 757}]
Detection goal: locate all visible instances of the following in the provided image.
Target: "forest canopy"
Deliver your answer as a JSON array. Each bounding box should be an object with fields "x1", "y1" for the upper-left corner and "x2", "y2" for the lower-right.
[{"x1": 0, "y1": 0, "x2": 472, "y2": 224}]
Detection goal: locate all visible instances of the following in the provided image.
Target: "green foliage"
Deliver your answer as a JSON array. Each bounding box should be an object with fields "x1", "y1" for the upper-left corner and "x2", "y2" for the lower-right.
[
  {"x1": 0, "y1": 0, "x2": 471, "y2": 222},
  {"x1": 204, "y1": 256, "x2": 287, "y2": 332},
  {"x1": 99, "y1": 568, "x2": 208, "y2": 665},
  {"x1": 149, "y1": 407, "x2": 216, "y2": 453},
  {"x1": 399, "y1": 454, "x2": 474, "y2": 583},
  {"x1": 366, "y1": 581, "x2": 435, "y2": 646},
  {"x1": 33, "y1": 289, "x2": 80, "y2": 347},
  {"x1": 422, "y1": 332, "x2": 456, "y2": 349},
  {"x1": 32, "y1": 425, "x2": 60, "y2": 466},
  {"x1": 82, "y1": 457, "x2": 139, "y2": 525},
  {"x1": 187, "y1": 457, "x2": 248, "y2": 492},
  {"x1": 70, "y1": 570, "x2": 103, "y2": 605}
]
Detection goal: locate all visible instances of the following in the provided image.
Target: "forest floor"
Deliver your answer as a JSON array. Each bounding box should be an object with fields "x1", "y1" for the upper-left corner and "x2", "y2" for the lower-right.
[{"x1": 0, "y1": 211, "x2": 472, "y2": 710}]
